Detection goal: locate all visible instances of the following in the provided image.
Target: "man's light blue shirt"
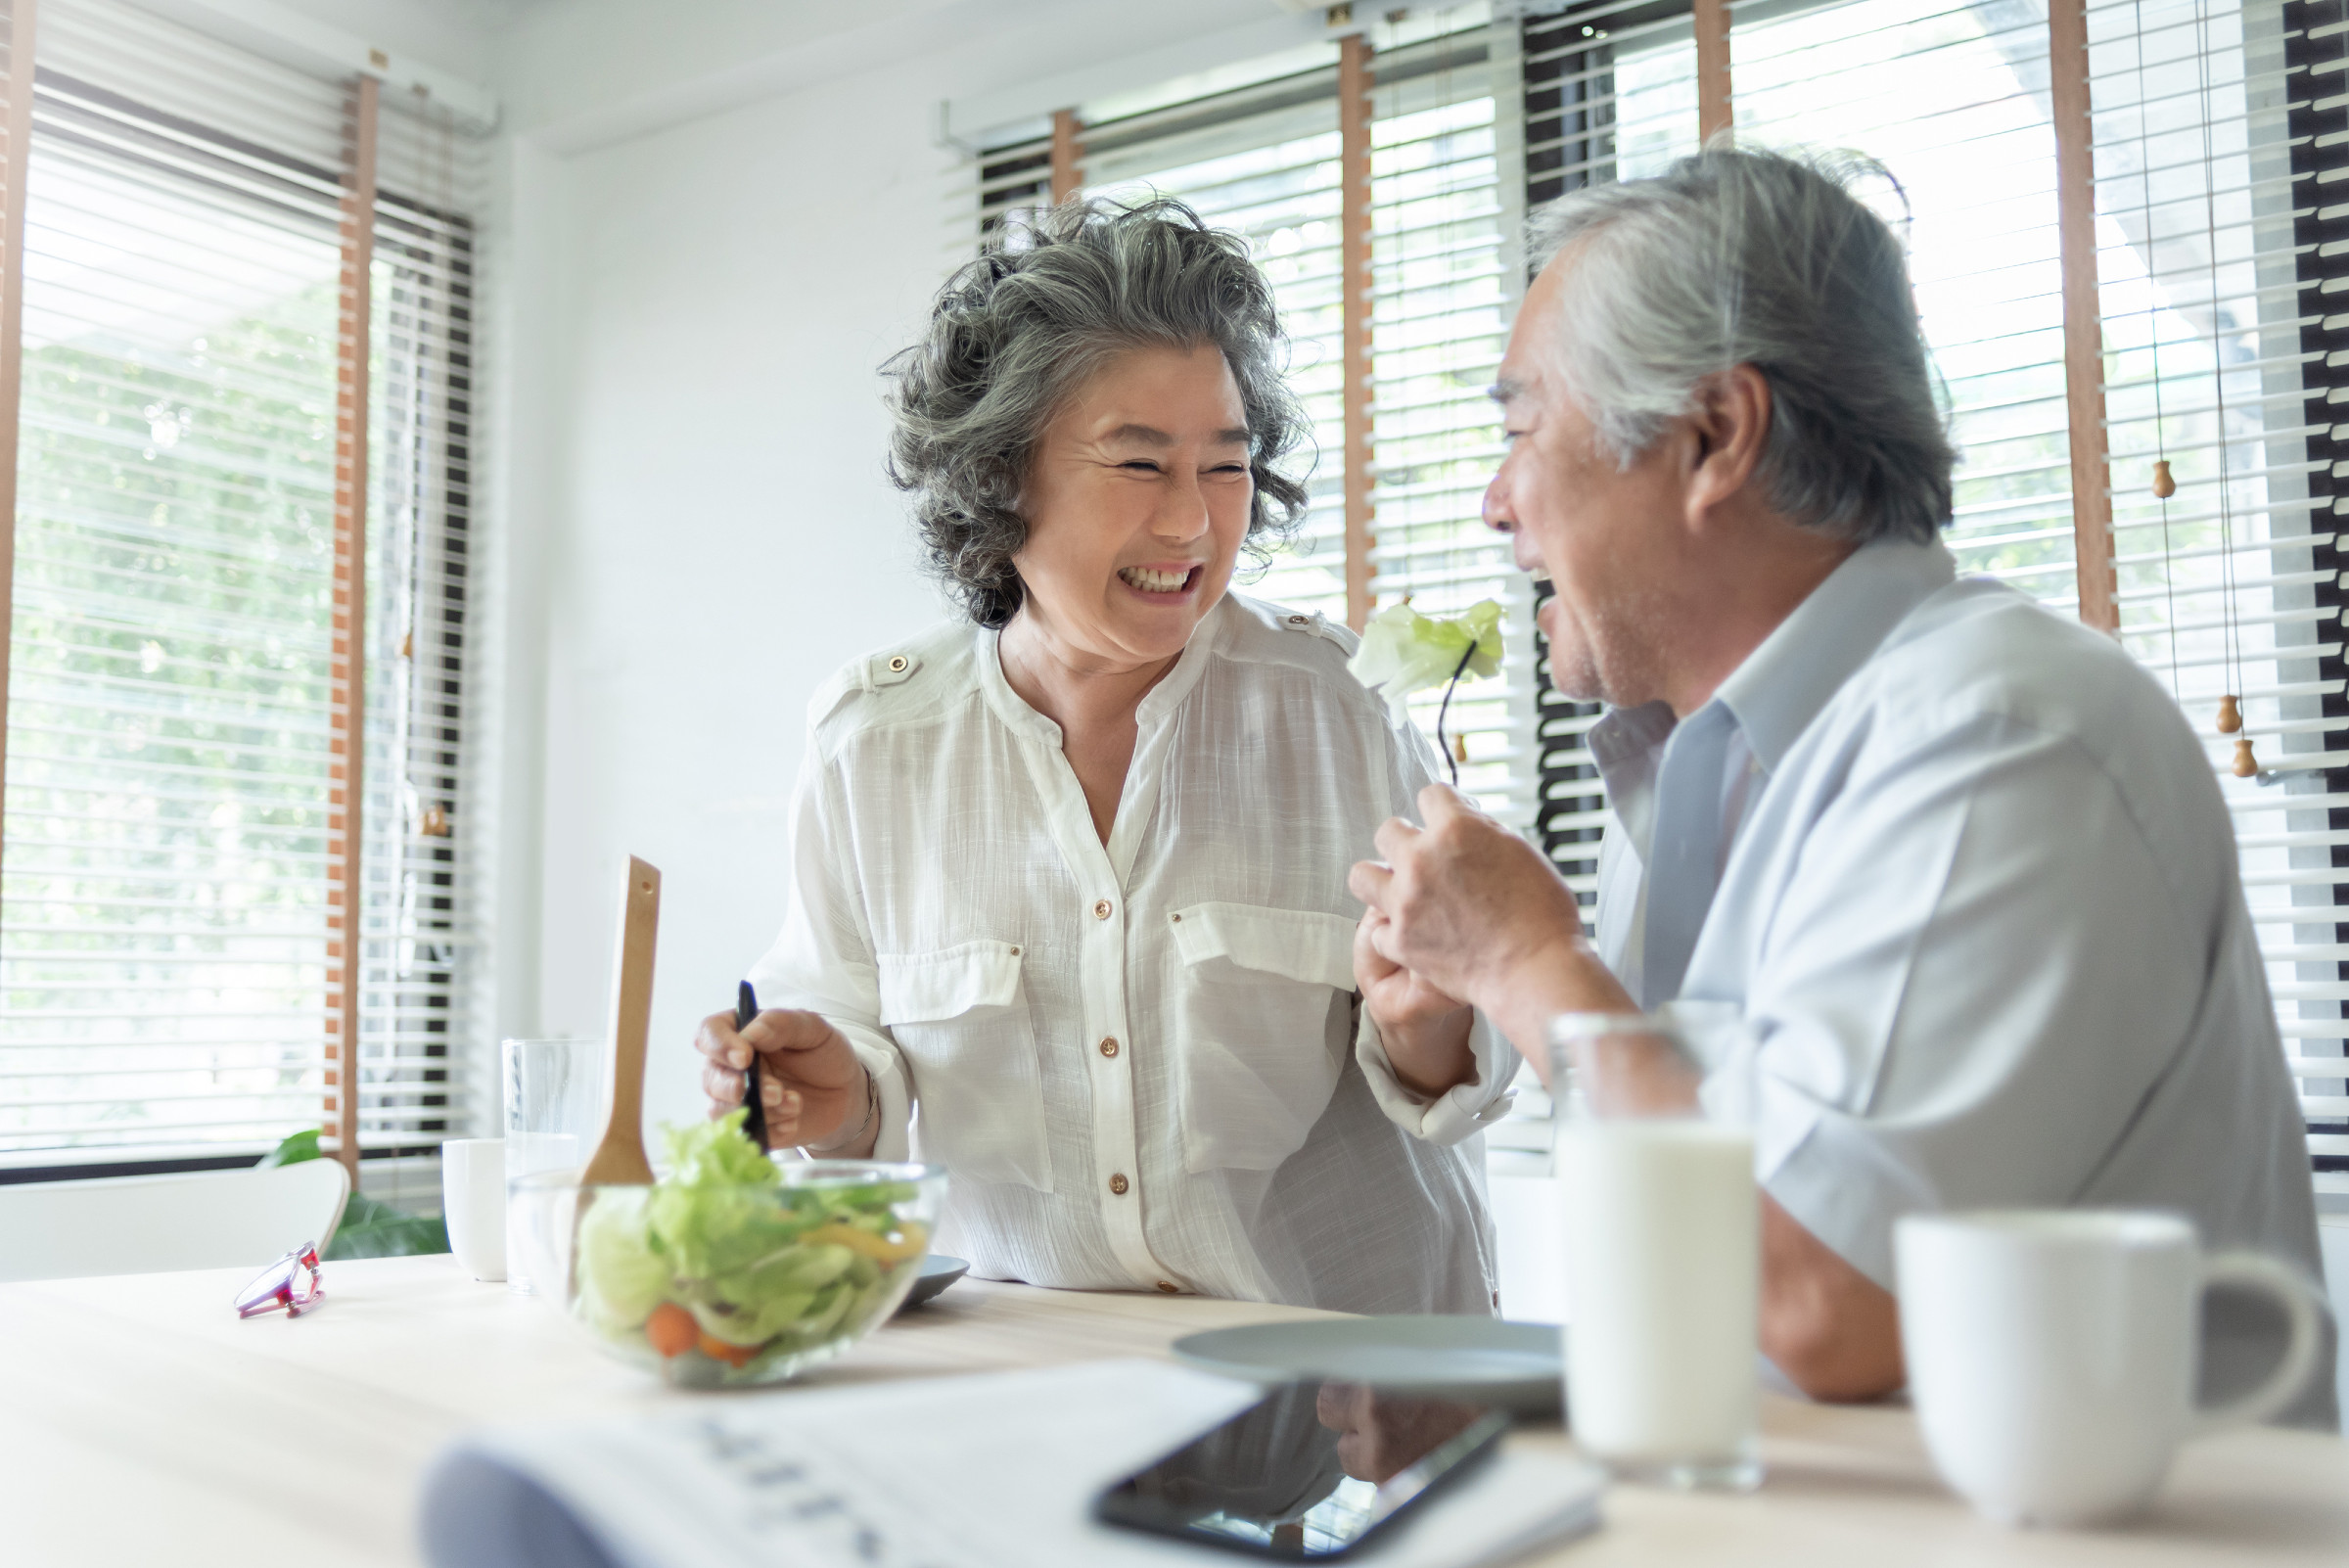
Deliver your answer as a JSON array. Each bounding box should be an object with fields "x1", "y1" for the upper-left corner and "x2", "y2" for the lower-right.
[{"x1": 1587, "y1": 536, "x2": 2331, "y2": 1424}]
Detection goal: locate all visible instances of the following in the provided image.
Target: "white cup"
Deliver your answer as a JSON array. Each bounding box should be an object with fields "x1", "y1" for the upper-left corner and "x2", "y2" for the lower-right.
[
  {"x1": 440, "y1": 1137, "x2": 507, "y2": 1282},
  {"x1": 1896, "y1": 1210, "x2": 2326, "y2": 1527}
]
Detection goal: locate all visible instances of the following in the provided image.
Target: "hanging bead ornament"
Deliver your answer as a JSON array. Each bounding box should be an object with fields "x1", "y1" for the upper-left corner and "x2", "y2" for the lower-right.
[
  {"x1": 1451, "y1": 732, "x2": 1470, "y2": 764},
  {"x1": 421, "y1": 805, "x2": 450, "y2": 837},
  {"x1": 2233, "y1": 737, "x2": 2259, "y2": 779},
  {"x1": 2151, "y1": 458, "x2": 2175, "y2": 498},
  {"x1": 2216, "y1": 694, "x2": 2241, "y2": 734}
]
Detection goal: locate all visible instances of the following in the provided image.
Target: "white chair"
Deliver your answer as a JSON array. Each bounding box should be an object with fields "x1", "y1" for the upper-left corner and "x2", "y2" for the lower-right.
[{"x1": 0, "y1": 1160, "x2": 350, "y2": 1283}]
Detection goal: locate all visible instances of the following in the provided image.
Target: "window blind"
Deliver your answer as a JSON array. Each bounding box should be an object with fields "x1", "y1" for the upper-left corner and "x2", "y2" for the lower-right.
[
  {"x1": 1526, "y1": 0, "x2": 2343, "y2": 1185},
  {"x1": 360, "y1": 101, "x2": 486, "y2": 1157},
  {"x1": 1524, "y1": 2, "x2": 1703, "y2": 909},
  {"x1": 1363, "y1": 19, "x2": 1539, "y2": 827},
  {"x1": 1730, "y1": 0, "x2": 2078, "y2": 609},
  {"x1": 2085, "y1": 0, "x2": 2348, "y2": 1193},
  {"x1": 0, "y1": 0, "x2": 485, "y2": 1172}
]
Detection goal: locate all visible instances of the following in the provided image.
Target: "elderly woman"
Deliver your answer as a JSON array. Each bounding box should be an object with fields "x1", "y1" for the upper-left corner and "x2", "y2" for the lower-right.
[{"x1": 694, "y1": 200, "x2": 1515, "y2": 1314}]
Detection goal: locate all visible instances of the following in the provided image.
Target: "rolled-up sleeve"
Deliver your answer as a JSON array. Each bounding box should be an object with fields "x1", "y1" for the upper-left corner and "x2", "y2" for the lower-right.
[
  {"x1": 1356, "y1": 1008, "x2": 1520, "y2": 1144},
  {"x1": 744, "y1": 726, "x2": 914, "y2": 1162},
  {"x1": 1681, "y1": 711, "x2": 2202, "y2": 1289}
]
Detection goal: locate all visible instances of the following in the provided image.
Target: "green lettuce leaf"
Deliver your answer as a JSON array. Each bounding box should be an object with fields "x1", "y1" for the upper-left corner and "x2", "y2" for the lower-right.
[
  {"x1": 575, "y1": 1187, "x2": 668, "y2": 1330},
  {"x1": 1347, "y1": 599, "x2": 1503, "y2": 719},
  {"x1": 643, "y1": 1111, "x2": 802, "y2": 1281},
  {"x1": 659, "y1": 1110, "x2": 787, "y2": 1188}
]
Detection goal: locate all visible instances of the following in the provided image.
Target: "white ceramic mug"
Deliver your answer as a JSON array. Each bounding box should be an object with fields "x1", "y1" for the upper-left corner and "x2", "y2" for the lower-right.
[
  {"x1": 1896, "y1": 1210, "x2": 2326, "y2": 1527},
  {"x1": 440, "y1": 1137, "x2": 507, "y2": 1282}
]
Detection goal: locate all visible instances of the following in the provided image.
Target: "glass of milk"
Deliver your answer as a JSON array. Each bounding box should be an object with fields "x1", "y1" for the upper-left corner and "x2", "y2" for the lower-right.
[{"x1": 1549, "y1": 1012, "x2": 1762, "y2": 1491}]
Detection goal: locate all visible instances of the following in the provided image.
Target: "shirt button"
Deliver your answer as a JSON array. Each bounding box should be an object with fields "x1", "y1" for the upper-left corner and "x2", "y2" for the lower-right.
[
  {"x1": 1099, "y1": 1037, "x2": 1120, "y2": 1058},
  {"x1": 1108, "y1": 1173, "x2": 1129, "y2": 1195},
  {"x1": 1093, "y1": 899, "x2": 1113, "y2": 920},
  {"x1": 1156, "y1": 1280, "x2": 1179, "y2": 1293}
]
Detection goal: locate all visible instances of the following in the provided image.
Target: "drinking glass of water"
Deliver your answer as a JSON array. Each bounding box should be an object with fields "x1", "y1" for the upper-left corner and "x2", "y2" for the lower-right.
[
  {"x1": 1548, "y1": 1011, "x2": 1762, "y2": 1492},
  {"x1": 501, "y1": 1038, "x2": 605, "y2": 1294}
]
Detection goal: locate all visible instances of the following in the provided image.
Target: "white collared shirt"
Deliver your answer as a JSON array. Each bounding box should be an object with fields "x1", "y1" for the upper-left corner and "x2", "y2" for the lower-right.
[
  {"x1": 1589, "y1": 537, "x2": 2331, "y2": 1423},
  {"x1": 747, "y1": 593, "x2": 1515, "y2": 1314}
]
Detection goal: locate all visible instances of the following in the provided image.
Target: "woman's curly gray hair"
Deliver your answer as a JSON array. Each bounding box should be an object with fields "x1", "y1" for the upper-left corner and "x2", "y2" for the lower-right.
[{"x1": 884, "y1": 198, "x2": 1313, "y2": 628}]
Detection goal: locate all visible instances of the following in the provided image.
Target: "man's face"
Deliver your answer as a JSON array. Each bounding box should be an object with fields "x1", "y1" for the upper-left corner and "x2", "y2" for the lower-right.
[{"x1": 1485, "y1": 254, "x2": 1691, "y2": 709}]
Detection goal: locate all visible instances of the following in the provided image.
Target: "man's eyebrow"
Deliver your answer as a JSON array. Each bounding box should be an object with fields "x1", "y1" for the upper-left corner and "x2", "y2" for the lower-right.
[{"x1": 1213, "y1": 427, "x2": 1252, "y2": 447}]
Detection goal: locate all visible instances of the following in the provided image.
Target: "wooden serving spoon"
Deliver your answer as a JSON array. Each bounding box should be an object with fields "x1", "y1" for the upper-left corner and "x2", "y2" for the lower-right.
[{"x1": 579, "y1": 854, "x2": 660, "y2": 1186}]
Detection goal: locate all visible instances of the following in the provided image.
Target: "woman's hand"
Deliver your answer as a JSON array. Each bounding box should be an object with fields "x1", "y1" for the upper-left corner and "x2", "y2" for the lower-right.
[
  {"x1": 1354, "y1": 907, "x2": 1476, "y2": 1099},
  {"x1": 694, "y1": 1007, "x2": 874, "y2": 1154}
]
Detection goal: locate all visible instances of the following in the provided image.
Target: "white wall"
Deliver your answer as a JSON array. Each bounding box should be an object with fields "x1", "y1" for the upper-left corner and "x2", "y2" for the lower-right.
[{"x1": 491, "y1": 0, "x2": 1290, "y2": 1137}]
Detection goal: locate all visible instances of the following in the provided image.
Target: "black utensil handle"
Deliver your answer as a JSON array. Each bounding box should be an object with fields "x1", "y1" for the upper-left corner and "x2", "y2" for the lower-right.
[{"x1": 737, "y1": 980, "x2": 767, "y2": 1149}]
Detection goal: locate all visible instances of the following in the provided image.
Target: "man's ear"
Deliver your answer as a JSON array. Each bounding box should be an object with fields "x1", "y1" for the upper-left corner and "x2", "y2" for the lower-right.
[{"x1": 1682, "y1": 364, "x2": 1772, "y2": 534}]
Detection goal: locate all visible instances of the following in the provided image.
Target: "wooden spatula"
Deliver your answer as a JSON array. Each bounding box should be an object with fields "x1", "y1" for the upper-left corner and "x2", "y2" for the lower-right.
[{"x1": 580, "y1": 854, "x2": 660, "y2": 1186}]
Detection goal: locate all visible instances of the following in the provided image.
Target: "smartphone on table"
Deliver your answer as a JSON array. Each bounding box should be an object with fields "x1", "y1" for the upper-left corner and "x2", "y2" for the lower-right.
[{"x1": 1094, "y1": 1381, "x2": 1507, "y2": 1559}]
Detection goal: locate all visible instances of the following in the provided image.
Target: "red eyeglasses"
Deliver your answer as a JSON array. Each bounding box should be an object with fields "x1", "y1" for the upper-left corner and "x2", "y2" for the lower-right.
[{"x1": 233, "y1": 1242, "x2": 324, "y2": 1318}]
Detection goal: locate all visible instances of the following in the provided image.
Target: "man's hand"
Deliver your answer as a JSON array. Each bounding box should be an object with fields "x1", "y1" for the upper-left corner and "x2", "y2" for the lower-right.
[
  {"x1": 1351, "y1": 791, "x2": 1904, "y2": 1401},
  {"x1": 694, "y1": 1007, "x2": 873, "y2": 1154},
  {"x1": 1355, "y1": 908, "x2": 1475, "y2": 1097},
  {"x1": 1349, "y1": 785, "x2": 1622, "y2": 1058}
]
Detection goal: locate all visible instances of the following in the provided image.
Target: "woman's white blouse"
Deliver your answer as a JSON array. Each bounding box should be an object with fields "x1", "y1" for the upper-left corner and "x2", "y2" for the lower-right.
[{"x1": 747, "y1": 593, "x2": 1516, "y2": 1314}]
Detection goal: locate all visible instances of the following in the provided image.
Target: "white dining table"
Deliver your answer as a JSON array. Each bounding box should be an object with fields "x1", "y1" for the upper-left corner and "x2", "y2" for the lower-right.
[{"x1": 2, "y1": 1254, "x2": 2344, "y2": 1567}]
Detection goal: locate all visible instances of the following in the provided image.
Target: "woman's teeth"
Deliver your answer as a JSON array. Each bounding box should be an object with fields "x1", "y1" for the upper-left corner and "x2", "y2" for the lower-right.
[{"x1": 1120, "y1": 566, "x2": 1193, "y2": 593}]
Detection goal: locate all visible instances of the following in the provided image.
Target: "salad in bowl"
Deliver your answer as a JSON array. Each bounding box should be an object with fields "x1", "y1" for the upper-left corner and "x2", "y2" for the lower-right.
[{"x1": 512, "y1": 1111, "x2": 947, "y2": 1386}]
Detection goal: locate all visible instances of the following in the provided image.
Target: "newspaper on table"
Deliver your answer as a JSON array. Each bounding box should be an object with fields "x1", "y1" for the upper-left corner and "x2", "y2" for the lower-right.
[{"x1": 418, "y1": 1357, "x2": 1604, "y2": 1568}]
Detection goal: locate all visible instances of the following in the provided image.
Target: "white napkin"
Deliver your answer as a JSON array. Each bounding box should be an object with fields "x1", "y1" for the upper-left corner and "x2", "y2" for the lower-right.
[{"x1": 419, "y1": 1359, "x2": 1604, "y2": 1568}]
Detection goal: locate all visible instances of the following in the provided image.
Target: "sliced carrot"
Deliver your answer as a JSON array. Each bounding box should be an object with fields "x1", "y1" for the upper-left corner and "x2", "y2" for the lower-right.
[
  {"x1": 696, "y1": 1329, "x2": 760, "y2": 1367},
  {"x1": 644, "y1": 1302, "x2": 698, "y2": 1359}
]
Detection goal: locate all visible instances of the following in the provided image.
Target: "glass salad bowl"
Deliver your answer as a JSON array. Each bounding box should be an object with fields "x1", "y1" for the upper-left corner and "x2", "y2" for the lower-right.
[{"x1": 511, "y1": 1117, "x2": 947, "y2": 1388}]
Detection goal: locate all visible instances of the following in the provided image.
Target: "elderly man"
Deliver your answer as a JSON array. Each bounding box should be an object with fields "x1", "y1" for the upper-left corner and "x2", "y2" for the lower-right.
[{"x1": 1351, "y1": 147, "x2": 2334, "y2": 1423}]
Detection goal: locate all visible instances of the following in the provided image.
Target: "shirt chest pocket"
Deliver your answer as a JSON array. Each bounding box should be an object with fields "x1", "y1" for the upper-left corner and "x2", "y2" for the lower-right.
[
  {"x1": 1170, "y1": 902, "x2": 1359, "y2": 1174},
  {"x1": 877, "y1": 940, "x2": 1052, "y2": 1193}
]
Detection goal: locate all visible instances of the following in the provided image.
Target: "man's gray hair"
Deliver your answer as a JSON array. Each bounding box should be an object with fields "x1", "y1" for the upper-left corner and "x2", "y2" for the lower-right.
[
  {"x1": 1527, "y1": 147, "x2": 1954, "y2": 543},
  {"x1": 885, "y1": 198, "x2": 1313, "y2": 628}
]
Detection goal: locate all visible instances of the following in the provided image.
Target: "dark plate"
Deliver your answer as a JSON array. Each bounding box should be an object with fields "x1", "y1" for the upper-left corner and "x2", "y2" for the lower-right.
[{"x1": 898, "y1": 1253, "x2": 970, "y2": 1310}]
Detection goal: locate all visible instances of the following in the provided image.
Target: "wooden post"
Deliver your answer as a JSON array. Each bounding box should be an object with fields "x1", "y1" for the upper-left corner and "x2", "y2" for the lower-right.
[
  {"x1": 1340, "y1": 33, "x2": 1376, "y2": 632},
  {"x1": 2050, "y1": 0, "x2": 2116, "y2": 631},
  {"x1": 1049, "y1": 109, "x2": 1083, "y2": 205},
  {"x1": 0, "y1": 0, "x2": 36, "y2": 897},
  {"x1": 327, "y1": 73, "x2": 378, "y2": 1179},
  {"x1": 1695, "y1": 0, "x2": 1734, "y2": 143}
]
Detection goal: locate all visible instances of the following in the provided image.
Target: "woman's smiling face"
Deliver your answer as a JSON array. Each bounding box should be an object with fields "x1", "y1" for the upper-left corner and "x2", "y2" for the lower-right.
[{"x1": 1011, "y1": 342, "x2": 1255, "y2": 669}]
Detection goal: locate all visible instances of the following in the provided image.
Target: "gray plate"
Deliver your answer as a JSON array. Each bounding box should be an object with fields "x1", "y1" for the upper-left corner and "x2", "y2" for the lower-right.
[
  {"x1": 1173, "y1": 1315, "x2": 1565, "y2": 1415},
  {"x1": 898, "y1": 1253, "x2": 969, "y2": 1310}
]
